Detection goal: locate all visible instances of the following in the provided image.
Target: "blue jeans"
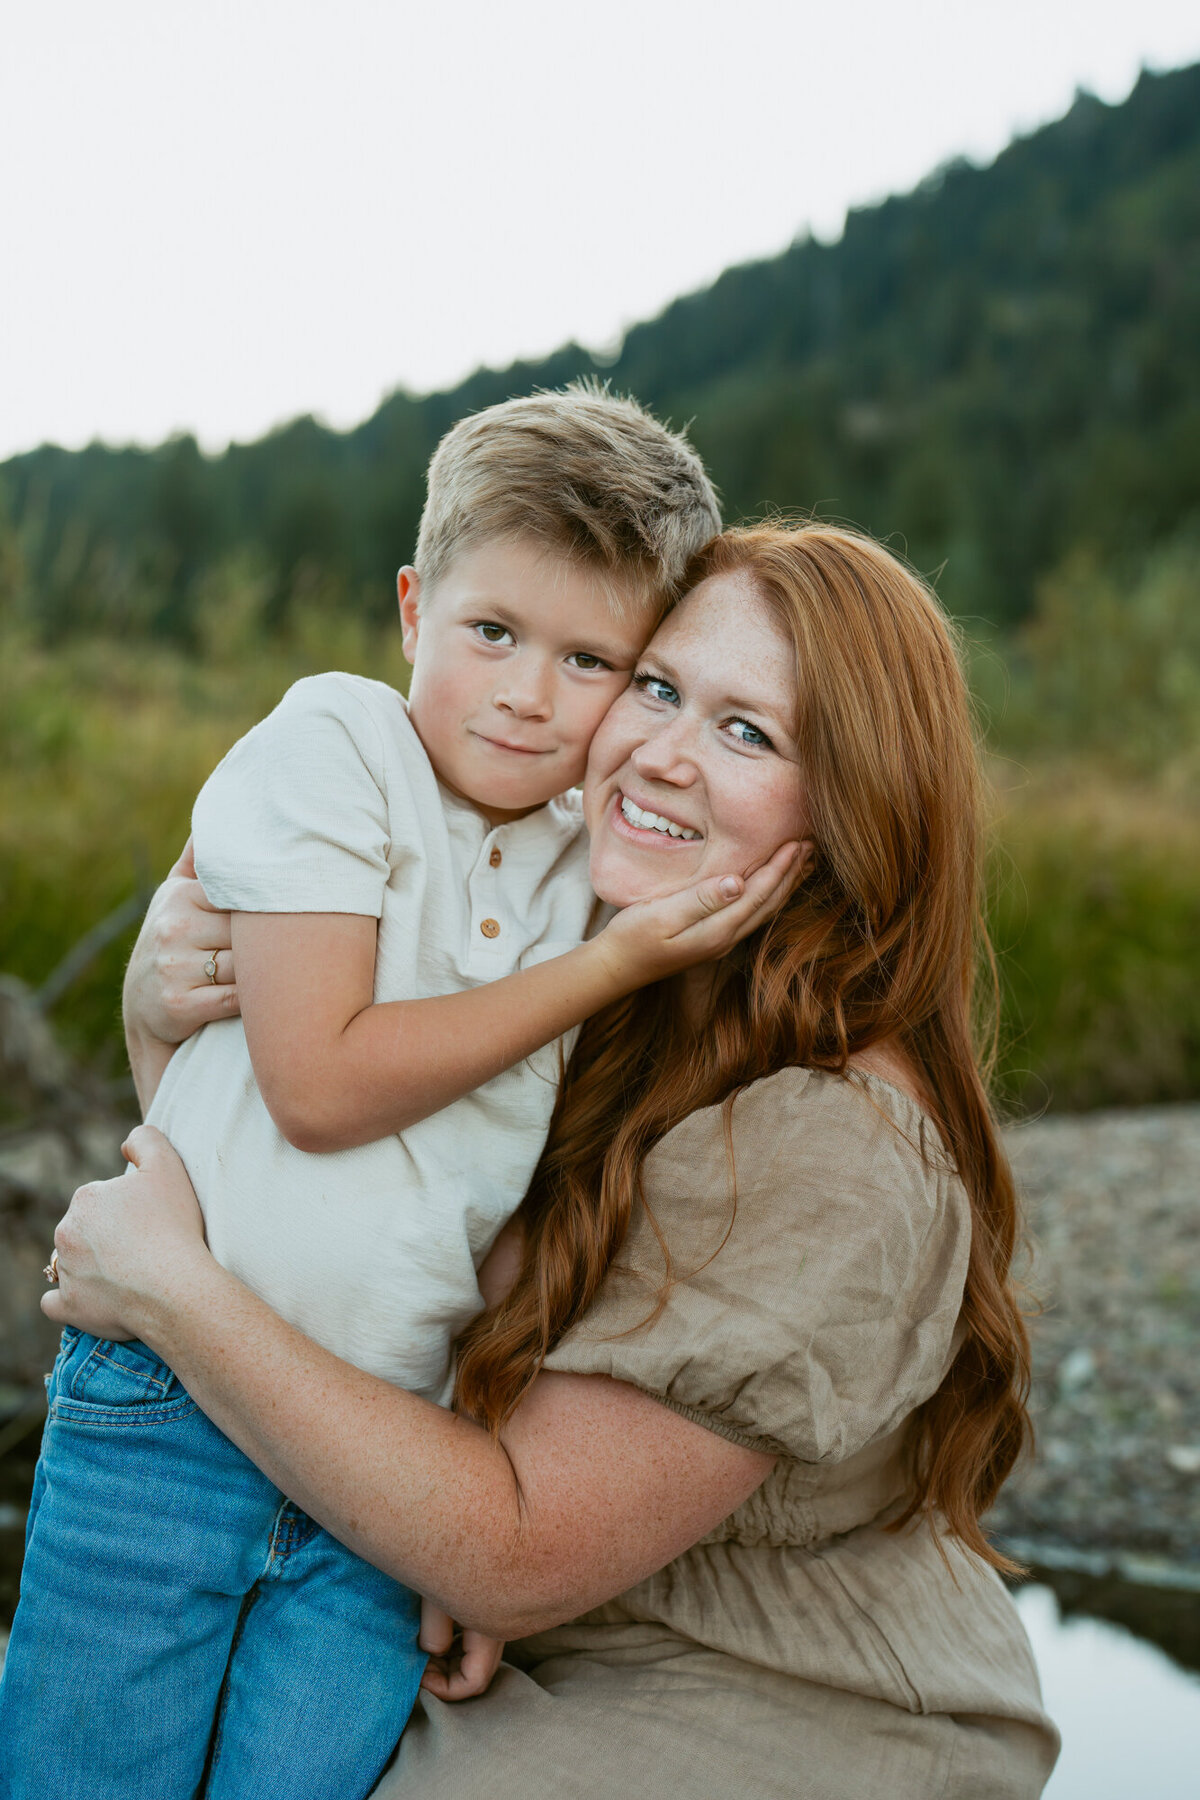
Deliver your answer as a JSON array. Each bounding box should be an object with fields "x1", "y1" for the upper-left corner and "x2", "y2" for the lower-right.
[{"x1": 0, "y1": 1329, "x2": 425, "y2": 1800}]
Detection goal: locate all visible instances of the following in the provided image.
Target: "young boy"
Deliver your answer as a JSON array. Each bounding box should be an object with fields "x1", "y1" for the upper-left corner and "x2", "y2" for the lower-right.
[{"x1": 0, "y1": 389, "x2": 777, "y2": 1800}]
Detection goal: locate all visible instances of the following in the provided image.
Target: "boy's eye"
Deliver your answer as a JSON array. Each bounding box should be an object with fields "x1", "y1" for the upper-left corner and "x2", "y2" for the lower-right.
[
  {"x1": 566, "y1": 651, "x2": 612, "y2": 671},
  {"x1": 633, "y1": 672, "x2": 680, "y2": 706},
  {"x1": 727, "y1": 717, "x2": 772, "y2": 748},
  {"x1": 473, "y1": 622, "x2": 513, "y2": 645}
]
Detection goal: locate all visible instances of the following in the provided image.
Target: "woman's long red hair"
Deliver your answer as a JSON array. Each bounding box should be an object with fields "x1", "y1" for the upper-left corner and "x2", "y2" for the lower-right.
[{"x1": 455, "y1": 524, "x2": 1031, "y2": 1570}]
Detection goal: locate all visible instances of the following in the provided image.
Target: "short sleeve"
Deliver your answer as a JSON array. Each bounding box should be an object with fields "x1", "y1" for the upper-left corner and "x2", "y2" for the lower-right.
[
  {"x1": 193, "y1": 674, "x2": 393, "y2": 916},
  {"x1": 542, "y1": 1068, "x2": 972, "y2": 1464}
]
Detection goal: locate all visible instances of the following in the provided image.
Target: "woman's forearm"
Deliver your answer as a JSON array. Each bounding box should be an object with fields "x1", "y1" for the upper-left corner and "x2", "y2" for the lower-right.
[
  {"x1": 48, "y1": 1130, "x2": 774, "y2": 1641},
  {"x1": 124, "y1": 1014, "x2": 176, "y2": 1116},
  {"x1": 126, "y1": 1252, "x2": 772, "y2": 1644},
  {"x1": 123, "y1": 935, "x2": 174, "y2": 1116},
  {"x1": 122, "y1": 846, "x2": 241, "y2": 1114},
  {"x1": 133, "y1": 1259, "x2": 538, "y2": 1634}
]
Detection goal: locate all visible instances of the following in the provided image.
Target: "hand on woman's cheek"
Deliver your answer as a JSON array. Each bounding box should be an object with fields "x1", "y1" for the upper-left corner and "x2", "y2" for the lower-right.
[
  {"x1": 583, "y1": 575, "x2": 810, "y2": 910},
  {"x1": 41, "y1": 1125, "x2": 208, "y2": 1341}
]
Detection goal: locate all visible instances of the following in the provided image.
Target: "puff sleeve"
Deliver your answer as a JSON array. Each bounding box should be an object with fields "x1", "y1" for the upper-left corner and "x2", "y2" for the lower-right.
[
  {"x1": 192, "y1": 673, "x2": 394, "y2": 916},
  {"x1": 542, "y1": 1068, "x2": 972, "y2": 1465}
]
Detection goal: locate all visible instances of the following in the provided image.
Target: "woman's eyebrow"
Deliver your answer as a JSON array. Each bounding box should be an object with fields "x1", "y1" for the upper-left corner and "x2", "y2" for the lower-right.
[
  {"x1": 640, "y1": 648, "x2": 683, "y2": 681},
  {"x1": 710, "y1": 682, "x2": 795, "y2": 734},
  {"x1": 720, "y1": 688, "x2": 782, "y2": 718}
]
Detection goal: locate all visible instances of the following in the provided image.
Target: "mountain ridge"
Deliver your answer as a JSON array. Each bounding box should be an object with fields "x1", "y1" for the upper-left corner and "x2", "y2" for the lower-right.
[{"x1": 3, "y1": 61, "x2": 1198, "y2": 636}]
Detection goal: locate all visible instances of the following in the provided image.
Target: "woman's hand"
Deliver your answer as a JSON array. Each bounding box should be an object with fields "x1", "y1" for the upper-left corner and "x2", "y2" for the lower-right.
[
  {"x1": 418, "y1": 1600, "x2": 505, "y2": 1702},
  {"x1": 590, "y1": 837, "x2": 809, "y2": 990},
  {"x1": 42, "y1": 1126, "x2": 210, "y2": 1343},
  {"x1": 124, "y1": 838, "x2": 239, "y2": 1048}
]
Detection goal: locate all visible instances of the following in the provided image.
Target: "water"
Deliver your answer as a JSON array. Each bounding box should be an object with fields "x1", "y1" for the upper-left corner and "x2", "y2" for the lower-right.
[{"x1": 1017, "y1": 1581, "x2": 1200, "y2": 1799}]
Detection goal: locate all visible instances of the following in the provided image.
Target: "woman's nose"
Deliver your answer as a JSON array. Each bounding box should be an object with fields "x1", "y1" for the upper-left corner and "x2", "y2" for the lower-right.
[{"x1": 629, "y1": 721, "x2": 698, "y2": 786}]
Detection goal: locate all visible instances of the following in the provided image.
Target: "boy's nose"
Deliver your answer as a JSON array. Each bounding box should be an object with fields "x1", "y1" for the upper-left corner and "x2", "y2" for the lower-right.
[{"x1": 495, "y1": 661, "x2": 554, "y2": 720}]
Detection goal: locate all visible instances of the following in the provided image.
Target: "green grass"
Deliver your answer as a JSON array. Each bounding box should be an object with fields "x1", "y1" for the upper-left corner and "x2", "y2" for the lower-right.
[
  {"x1": 0, "y1": 601, "x2": 410, "y2": 1070},
  {"x1": 976, "y1": 534, "x2": 1200, "y2": 1110},
  {"x1": 989, "y1": 773, "x2": 1200, "y2": 1111},
  {"x1": 2, "y1": 543, "x2": 1198, "y2": 1112}
]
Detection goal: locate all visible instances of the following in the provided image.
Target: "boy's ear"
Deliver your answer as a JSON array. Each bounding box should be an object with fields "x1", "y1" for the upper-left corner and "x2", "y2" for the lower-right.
[{"x1": 397, "y1": 567, "x2": 421, "y2": 663}]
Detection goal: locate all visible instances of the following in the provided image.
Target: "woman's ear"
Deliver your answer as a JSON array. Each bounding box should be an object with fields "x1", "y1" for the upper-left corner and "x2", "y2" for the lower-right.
[
  {"x1": 397, "y1": 567, "x2": 422, "y2": 663},
  {"x1": 795, "y1": 840, "x2": 816, "y2": 884}
]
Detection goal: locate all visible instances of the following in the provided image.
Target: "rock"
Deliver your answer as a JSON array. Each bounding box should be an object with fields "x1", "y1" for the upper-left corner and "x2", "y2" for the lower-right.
[
  {"x1": 0, "y1": 978, "x2": 134, "y2": 1389},
  {"x1": 990, "y1": 1104, "x2": 1200, "y2": 1564},
  {"x1": 1057, "y1": 1346, "x2": 1096, "y2": 1394},
  {"x1": 0, "y1": 976, "x2": 75, "y2": 1119}
]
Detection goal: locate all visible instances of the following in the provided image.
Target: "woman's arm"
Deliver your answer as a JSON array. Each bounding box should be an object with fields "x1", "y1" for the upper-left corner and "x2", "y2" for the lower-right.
[
  {"x1": 45, "y1": 1129, "x2": 772, "y2": 1641},
  {"x1": 123, "y1": 841, "x2": 240, "y2": 1114},
  {"x1": 129, "y1": 843, "x2": 801, "y2": 1151}
]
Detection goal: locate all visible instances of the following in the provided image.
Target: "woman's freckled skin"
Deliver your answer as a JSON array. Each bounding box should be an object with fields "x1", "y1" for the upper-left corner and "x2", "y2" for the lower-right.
[{"x1": 583, "y1": 572, "x2": 810, "y2": 907}]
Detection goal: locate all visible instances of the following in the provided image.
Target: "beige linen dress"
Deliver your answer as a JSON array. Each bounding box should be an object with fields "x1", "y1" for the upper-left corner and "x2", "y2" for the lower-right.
[{"x1": 376, "y1": 1068, "x2": 1060, "y2": 1799}]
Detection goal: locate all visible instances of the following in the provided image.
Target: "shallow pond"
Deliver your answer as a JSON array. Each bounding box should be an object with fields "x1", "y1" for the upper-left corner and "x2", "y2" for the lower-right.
[
  {"x1": 1, "y1": 1420, "x2": 1198, "y2": 1796},
  {"x1": 1016, "y1": 1574, "x2": 1200, "y2": 1799}
]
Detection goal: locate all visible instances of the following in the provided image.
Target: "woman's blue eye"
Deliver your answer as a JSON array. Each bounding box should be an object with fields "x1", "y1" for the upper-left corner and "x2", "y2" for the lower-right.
[
  {"x1": 474, "y1": 622, "x2": 512, "y2": 644},
  {"x1": 728, "y1": 718, "x2": 771, "y2": 748},
  {"x1": 634, "y1": 672, "x2": 679, "y2": 705}
]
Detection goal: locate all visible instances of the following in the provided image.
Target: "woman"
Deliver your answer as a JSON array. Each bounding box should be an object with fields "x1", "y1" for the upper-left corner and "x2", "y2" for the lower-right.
[{"x1": 45, "y1": 525, "x2": 1059, "y2": 1797}]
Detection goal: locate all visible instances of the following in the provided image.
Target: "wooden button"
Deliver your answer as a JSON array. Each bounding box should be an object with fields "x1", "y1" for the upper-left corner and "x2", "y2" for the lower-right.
[
  {"x1": 489, "y1": 847, "x2": 502, "y2": 867},
  {"x1": 480, "y1": 918, "x2": 501, "y2": 939}
]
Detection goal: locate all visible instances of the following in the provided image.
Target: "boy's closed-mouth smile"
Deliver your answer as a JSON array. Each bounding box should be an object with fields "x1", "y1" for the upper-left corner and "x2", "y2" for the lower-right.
[{"x1": 472, "y1": 732, "x2": 553, "y2": 756}]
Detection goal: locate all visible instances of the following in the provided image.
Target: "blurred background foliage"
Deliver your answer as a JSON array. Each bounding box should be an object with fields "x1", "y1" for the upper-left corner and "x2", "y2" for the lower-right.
[{"x1": 1, "y1": 65, "x2": 1197, "y2": 1112}]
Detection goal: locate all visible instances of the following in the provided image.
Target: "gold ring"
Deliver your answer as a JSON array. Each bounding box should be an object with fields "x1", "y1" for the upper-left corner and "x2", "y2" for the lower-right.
[
  {"x1": 43, "y1": 1248, "x2": 59, "y2": 1285},
  {"x1": 203, "y1": 954, "x2": 219, "y2": 985}
]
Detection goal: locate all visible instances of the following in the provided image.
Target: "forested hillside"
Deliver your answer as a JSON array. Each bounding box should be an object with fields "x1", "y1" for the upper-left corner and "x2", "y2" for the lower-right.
[
  {"x1": 2, "y1": 62, "x2": 1198, "y2": 640},
  {"x1": 2, "y1": 64, "x2": 1198, "y2": 1112}
]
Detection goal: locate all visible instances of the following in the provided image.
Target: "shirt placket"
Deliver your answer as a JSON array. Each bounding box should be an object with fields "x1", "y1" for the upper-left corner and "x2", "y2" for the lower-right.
[{"x1": 466, "y1": 825, "x2": 512, "y2": 975}]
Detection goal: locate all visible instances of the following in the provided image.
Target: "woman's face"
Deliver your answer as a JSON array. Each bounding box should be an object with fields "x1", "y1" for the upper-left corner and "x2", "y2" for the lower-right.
[{"x1": 584, "y1": 571, "x2": 810, "y2": 906}]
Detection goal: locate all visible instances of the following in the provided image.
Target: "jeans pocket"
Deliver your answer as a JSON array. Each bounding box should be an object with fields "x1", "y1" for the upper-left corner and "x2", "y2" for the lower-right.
[{"x1": 58, "y1": 1334, "x2": 190, "y2": 1410}]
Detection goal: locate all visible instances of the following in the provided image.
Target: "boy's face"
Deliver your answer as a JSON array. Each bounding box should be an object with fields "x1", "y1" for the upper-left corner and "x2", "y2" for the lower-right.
[{"x1": 400, "y1": 536, "x2": 655, "y2": 825}]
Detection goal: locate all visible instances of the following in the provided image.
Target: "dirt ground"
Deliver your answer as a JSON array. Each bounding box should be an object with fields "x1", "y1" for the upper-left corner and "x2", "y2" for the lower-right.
[{"x1": 990, "y1": 1104, "x2": 1200, "y2": 1566}]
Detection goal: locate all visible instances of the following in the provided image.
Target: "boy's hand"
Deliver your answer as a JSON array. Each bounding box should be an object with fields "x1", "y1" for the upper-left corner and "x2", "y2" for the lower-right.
[
  {"x1": 419, "y1": 1600, "x2": 505, "y2": 1702},
  {"x1": 590, "y1": 839, "x2": 809, "y2": 990}
]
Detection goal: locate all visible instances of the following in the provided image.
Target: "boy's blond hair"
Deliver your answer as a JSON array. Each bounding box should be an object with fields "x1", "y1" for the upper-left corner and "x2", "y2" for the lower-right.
[{"x1": 415, "y1": 383, "x2": 721, "y2": 612}]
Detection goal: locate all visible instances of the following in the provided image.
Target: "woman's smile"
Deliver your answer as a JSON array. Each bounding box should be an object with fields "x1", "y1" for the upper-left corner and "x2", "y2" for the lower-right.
[{"x1": 613, "y1": 791, "x2": 703, "y2": 844}]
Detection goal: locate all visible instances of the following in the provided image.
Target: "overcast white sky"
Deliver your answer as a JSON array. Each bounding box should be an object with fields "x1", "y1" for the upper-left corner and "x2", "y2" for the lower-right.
[{"x1": 2, "y1": 0, "x2": 1198, "y2": 461}]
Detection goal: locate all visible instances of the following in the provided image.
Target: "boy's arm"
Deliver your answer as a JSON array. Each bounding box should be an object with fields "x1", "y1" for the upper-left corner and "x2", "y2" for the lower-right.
[{"x1": 236, "y1": 840, "x2": 802, "y2": 1153}]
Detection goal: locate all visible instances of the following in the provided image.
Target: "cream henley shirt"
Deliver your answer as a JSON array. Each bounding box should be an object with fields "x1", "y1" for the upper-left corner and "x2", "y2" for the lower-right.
[{"x1": 147, "y1": 672, "x2": 598, "y2": 1403}]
